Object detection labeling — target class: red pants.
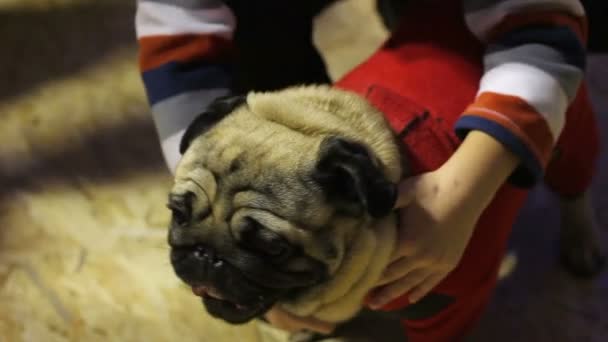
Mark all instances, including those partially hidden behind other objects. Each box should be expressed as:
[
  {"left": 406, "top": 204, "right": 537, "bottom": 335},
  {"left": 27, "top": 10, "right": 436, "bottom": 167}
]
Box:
[{"left": 335, "top": 1, "right": 600, "bottom": 340}]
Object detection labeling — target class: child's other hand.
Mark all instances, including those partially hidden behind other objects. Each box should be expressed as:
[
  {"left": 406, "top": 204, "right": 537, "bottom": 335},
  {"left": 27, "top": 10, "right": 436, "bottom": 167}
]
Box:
[{"left": 264, "top": 306, "right": 336, "bottom": 335}]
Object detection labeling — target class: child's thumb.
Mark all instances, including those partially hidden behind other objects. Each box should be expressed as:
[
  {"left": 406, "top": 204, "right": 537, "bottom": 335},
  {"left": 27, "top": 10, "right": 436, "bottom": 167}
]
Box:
[{"left": 394, "top": 176, "right": 420, "bottom": 208}]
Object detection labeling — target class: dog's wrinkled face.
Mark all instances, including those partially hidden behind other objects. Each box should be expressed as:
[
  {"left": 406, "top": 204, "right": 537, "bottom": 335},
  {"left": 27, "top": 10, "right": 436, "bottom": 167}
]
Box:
[{"left": 167, "top": 86, "right": 402, "bottom": 324}]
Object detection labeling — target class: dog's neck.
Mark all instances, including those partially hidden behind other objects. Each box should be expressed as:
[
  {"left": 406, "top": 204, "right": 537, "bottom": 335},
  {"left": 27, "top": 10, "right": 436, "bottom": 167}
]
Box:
[
  {"left": 244, "top": 86, "right": 406, "bottom": 323},
  {"left": 278, "top": 213, "right": 398, "bottom": 323}
]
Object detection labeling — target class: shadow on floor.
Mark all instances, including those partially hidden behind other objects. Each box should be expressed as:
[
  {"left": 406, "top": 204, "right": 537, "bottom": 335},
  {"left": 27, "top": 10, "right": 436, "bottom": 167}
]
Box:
[
  {"left": 0, "top": 114, "right": 166, "bottom": 192},
  {"left": 0, "top": 0, "right": 137, "bottom": 103}
]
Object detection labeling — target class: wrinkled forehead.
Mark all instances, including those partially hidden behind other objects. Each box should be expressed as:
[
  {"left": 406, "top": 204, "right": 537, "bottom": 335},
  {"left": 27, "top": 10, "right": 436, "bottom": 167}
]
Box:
[
  {"left": 229, "top": 169, "right": 334, "bottom": 230},
  {"left": 179, "top": 105, "right": 323, "bottom": 172},
  {"left": 175, "top": 112, "right": 333, "bottom": 228}
]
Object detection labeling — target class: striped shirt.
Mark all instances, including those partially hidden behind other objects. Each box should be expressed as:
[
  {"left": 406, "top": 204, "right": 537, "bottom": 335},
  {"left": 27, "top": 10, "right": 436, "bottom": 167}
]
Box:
[{"left": 136, "top": 0, "right": 588, "bottom": 185}]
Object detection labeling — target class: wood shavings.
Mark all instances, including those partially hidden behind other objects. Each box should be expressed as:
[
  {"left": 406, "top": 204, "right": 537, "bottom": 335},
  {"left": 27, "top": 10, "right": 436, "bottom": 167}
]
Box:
[
  {"left": 0, "top": 0, "right": 387, "bottom": 341},
  {"left": 73, "top": 247, "right": 87, "bottom": 273},
  {"left": 18, "top": 262, "right": 73, "bottom": 324}
]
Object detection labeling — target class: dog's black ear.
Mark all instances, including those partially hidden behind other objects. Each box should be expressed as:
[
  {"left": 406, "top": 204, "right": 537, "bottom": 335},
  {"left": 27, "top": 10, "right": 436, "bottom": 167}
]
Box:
[
  {"left": 179, "top": 95, "right": 247, "bottom": 154},
  {"left": 313, "top": 137, "right": 397, "bottom": 218}
]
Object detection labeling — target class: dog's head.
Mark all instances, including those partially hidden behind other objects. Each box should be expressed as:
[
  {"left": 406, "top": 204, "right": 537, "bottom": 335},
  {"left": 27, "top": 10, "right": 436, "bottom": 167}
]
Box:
[{"left": 167, "top": 86, "right": 402, "bottom": 324}]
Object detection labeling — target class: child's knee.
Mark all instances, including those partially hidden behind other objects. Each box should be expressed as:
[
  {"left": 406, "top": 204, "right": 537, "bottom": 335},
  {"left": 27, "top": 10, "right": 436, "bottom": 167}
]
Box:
[{"left": 544, "top": 83, "right": 600, "bottom": 197}]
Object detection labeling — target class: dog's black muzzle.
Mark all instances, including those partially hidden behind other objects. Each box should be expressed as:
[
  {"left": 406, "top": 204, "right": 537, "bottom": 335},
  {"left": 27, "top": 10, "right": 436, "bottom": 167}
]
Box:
[
  {"left": 170, "top": 244, "right": 280, "bottom": 323},
  {"left": 170, "top": 243, "right": 327, "bottom": 324}
]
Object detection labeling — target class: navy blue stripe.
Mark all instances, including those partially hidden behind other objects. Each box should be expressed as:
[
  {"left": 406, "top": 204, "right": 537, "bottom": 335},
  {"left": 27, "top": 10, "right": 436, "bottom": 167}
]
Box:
[
  {"left": 142, "top": 61, "right": 233, "bottom": 105},
  {"left": 491, "top": 26, "right": 586, "bottom": 70},
  {"left": 455, "top": 116, "right": 544, "bottom": 188}
]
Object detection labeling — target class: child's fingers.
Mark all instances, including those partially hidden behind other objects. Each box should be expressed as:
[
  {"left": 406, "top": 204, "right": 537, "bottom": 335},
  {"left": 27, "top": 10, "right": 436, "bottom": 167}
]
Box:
[
  {"left": 368, "top": 268, "right": 428, "bottom": 309},
  {"left": 408, "top": 272, "right": 444, "bottom": 303},
  {"left": 265, "top": 307, "right": 335, "bottom": 334},
  {"left": 377, "top": 256, "right": 419, "bottom": 285},
  {"left": 295, "top": 317, "right": 336, "bottom": 335}
]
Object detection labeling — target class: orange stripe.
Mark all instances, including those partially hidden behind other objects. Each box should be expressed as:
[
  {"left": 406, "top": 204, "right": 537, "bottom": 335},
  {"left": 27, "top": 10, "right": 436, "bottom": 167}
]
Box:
[
  {"left": 464, "top": 92, "right": 555, "bottom": 166},
  {"left": 487, "top": 11, "right": 588, "bottom": 44},
  {"left": 139, "top": 34, "right": 235, "bottom": 72}
]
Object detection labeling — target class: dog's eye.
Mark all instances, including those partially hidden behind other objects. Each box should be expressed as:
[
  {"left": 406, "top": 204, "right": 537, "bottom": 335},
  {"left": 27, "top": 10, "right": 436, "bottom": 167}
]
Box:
[
  {"left": 240, "top": 218, "right": 291, "bottom": 259},
  {"left": 170, "top": 208, "right": 188, "bottom": 226},
  {"left": 167, "top": 192, "right": 194, "bottom": 227}
]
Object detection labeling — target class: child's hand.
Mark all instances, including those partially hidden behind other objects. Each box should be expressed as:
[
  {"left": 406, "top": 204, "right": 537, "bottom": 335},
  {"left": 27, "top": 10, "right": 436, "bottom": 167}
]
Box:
[
  {"left": 367, "top": 131, "right": 520, "bottom": 309},
  {"left": 264, "top": 306, "right": 336, "bottom": 334},
  {"left": 366, "top": 168, "right": 481, "bottom": 308}
]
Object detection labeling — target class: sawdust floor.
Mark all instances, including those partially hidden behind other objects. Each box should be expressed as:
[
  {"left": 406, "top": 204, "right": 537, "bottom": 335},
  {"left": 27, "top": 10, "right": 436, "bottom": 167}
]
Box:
[{"left": 0, "top": 1, "right": 606, "bottom": 341}]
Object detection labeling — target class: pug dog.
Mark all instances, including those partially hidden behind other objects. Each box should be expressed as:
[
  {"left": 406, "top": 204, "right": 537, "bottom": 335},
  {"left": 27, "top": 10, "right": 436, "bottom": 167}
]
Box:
[
  {"left": 162, "top": 0, "right": 607, "bottom": 337},
  {"left": 167, "top": 77, "right": 606, "bottom": 342},
  {"left": 167, "top": 86, "right": 404, "bottom": 326}
]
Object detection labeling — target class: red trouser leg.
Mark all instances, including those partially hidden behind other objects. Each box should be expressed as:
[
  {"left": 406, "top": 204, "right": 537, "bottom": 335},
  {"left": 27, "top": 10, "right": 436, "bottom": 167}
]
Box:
[
  {"left": 340, "top": 0, "right": 598, "bottom": 338},
  {"left": 544, "top": 83, "right": 600, "bottom": 197},
  {"left": 395, "top": 84, "right": 600, "bottom": 341}
]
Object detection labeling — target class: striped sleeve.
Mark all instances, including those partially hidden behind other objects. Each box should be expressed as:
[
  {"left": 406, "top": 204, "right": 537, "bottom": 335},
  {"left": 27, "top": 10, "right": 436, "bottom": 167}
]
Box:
[
  {"left": 457, "top": 0, "right": 588, "bottom": 187},
  {"left": 136, "top": 0, "right": 236, "bottom": 172}
]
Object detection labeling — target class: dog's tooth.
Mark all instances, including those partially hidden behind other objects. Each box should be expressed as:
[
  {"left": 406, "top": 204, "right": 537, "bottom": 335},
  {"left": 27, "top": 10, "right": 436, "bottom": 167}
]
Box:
[{"left": 206, "top": 287, "right": 225, "bottom": 300}]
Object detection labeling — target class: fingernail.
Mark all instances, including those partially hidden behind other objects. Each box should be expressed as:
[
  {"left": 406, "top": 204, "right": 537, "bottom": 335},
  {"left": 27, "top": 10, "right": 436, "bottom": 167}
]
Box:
[
  {"left": 410, "top": 294, "right": 422, "bottom": 304},
  {"left": 367, "top": 298, "right": 384, "bottom": 310}
]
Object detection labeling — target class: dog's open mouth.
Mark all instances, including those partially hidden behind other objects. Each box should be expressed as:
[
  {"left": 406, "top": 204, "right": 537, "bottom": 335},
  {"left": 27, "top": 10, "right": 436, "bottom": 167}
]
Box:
[
  {"left": 192, "top": 285, "right": 262, "bottom": 313},
  {"left": 192, "top": 285, "right": 224, "bottom": 300}
]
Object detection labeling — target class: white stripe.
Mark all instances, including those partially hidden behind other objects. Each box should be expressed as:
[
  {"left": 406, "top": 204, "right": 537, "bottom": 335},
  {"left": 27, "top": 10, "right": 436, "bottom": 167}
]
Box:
[
  {"left": 162, "top": 128, "right": 187, "bottom": 174},
  {"left": 136, "top": 1, "right": 236, "bottom": 39},
  {"left": 477, "top": 62, "right": 568, "bottom": 138},
  {"left": 152, "top": 88, "right": 230, "bottom": 137},
  {"left": 152, "top": 89, "right": 230, "bottom": 173},
  {"left": 465, "top": 0, "right": 585, "bottom": 40}
]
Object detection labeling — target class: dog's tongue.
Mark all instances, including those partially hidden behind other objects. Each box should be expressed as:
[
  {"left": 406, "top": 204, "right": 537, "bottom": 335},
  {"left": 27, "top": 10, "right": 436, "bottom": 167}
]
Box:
[
  {"left": 192, "top": 285, "right": 225, "bottom": 300},
  {"left": 192, "top": 286, "right": 250, "bottom": 310}
]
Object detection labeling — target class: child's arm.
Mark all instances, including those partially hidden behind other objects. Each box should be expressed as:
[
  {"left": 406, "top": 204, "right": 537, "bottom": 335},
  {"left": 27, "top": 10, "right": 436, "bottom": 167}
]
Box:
[
  {"left": 457, "top": 0, "right": 587, "bottom": 187},
  {"left": 368, "top": 0, "right": 589, "bottom": 308},
  {"left": 136, "top": 0, "right": 236, "bottom": 172}
]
